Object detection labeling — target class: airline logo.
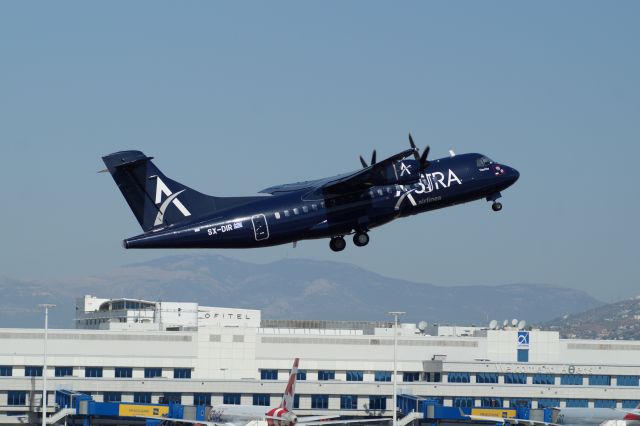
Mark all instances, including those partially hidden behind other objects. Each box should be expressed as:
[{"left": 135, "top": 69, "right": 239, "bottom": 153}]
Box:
[
  {"left": 152, "top": 176, "right": 191, "bottom": 226},
  {"left": 280, "top": 358, "right": 299, "bottom": 411}
]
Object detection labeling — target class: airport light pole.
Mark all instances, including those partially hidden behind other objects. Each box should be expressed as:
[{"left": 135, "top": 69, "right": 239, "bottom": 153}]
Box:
[
  {"left": 38, "top": 304, "right": 55, "bottom": 426},
  {"left": 388, "top": 311, "right": 405, "bottom": 426}
]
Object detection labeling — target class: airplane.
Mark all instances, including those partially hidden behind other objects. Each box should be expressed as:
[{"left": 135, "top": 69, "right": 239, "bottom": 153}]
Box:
[
  {"left": 462, "top": 404, "right": 640, "bottom": 426},
  {"left": 101, "top": 135, "right": 519, "bottom": 252},
  {"left": 140, "top": 358, "right": 390, "bottom": 426}
]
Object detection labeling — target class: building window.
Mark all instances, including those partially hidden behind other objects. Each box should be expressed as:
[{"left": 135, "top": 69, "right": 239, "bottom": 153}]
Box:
[
  {"left": 424, "top": 372, "right": 442, "bottom": 382},
  {"left": 618, "top": 376, "right": 639, "bottom": 386},
  {"left": 517, "top": 349, "right": 529, "bottom": 362},
  {"left": 253, "top": 394, "right": 270, "bottom": 406},
  {"left": 296, "top": 370, "right": 307, "bottom": 380},
  {"left": 481, "top": 397, "right": 503, "bottom": 408},
  {"left": 54, "top": 367, "right": 73, "bottom": 377},
  {"left": 622, "top": 400, "right": 640, "bottom": 409},
  {"left": 341, "top": 395, "right": 358, "bottom": 410},
  {"left": 594, "top": 400, "right": 616, "bottom": 408},
  {"left": 115, "top": 368, "right": 132, "bottom": 378},
  {"left": 144, "top": 368, "right": 162, "bottom": 378},
  {"left": 25, "top": 366, "right": 43, "bottom": 377},
  {"left": 293, "top": 395, "right": 300, "bottom": 409},
  {"left": 589, "top": 375, "right": 612, "bottom": 386},
  {"left": 510, "top": 398, "right": 532, "bottom": 408},
  {"left": 476, "top": 373, "right": 498, "bottom": 384},
  {"left": 85, "top": 367, "right": 103, "bottom": 378},
  {"left": 162, "top": 393, "right": 181, "bottom": 404},
  {"left": 346, "top": 371, "right": 363, "bottom": 381},
  {"left": 0, "top": 366, "right": 12, "bottom": 376},
  {"left": 311, "top": 395, "right": 329, "bottom": 409},
  {"left": 318, "top": 370, "right": 335, "bottom": 381},
  {"left": 453, "top": 397, "right": 474, "bottom": 408},
  {"left": 448, "top": 372, "right": 470, "bottom": 383},
  {"left": 538, "top": 399, "right": 560, "bottom": 408},
  {"left": 375, "top": 371, "right": 391, "bottom": 382},
  {"left": 8, "top": 391, "right": 27, "bottom": 406},
  {"left": 194, "top": 393, "right": 211, "bottom": 406},
  {"left": 174, "top": 368, "right": 191, "bottom": 379},
  {"left": 223, "top": 393, "right": 241, "bottom": 405},
  {"left": 565, "top": 399, "right": 589, "bottom": 408},
  {"left": 560, "top": 374, "right": 583, "bottom": 385},
  {"left": 403, "top": 372, "right": 421, "bottom": 382},
  {"left": 369, "top": 396, "right": 387, "bottom": 410},
  {"left": 532, "top": 374, "right": 554, "bottom": 385},
  {"left": 504, "top": 373, "right": 527, "bottom": 384},
  {"left": 233, "top": 335, "right": 244, "bottom": 343},
  {"left": 261, "top": 369, "right": 278, "bottom": 380},
  {"left": 134, "top": 393, "right": 151, "bottom": 404},
  {"left": 104, "top": 392, "right": 121, "bottom": 402}
]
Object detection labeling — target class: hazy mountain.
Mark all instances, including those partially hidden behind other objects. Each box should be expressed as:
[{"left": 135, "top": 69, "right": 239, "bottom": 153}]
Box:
[
  {"left": 543, "top": 296, "right": 640, "bottom": 340},
  {"left": 0, "top": 254, "right": 602, "bottom": 329}
]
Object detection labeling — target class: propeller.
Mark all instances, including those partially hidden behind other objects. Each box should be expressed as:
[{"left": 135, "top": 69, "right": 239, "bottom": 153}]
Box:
[
  {"left": 359, "top": 149, "right": 377, "bottom": 168},
  {"left": 408, "top": 133, "right": 430, "bottom": 170}
]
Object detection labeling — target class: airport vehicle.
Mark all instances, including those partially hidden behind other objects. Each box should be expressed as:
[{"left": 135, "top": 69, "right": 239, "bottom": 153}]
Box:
[
  {"left": 102, "top": 135, "right": 519, "bottom": 251},
  {"left": 142, "top": 358, "right": 388, "bottom": 426}
]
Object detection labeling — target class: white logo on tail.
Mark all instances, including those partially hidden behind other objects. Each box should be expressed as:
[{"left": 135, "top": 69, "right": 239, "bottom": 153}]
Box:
[{"left": 152, "top": 176, "right": 191, "bottom": 226}]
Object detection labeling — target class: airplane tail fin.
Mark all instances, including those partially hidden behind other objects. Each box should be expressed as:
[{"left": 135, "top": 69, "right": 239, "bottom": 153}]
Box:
[
  {"left": 102, "top": 150, "right": 225, "bottom": 232},
  {"left": 279, "top": 358, "right": 299, "bottom": 411}
]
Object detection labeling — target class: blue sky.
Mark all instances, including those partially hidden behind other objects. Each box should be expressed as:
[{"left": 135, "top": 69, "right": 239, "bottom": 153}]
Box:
[{"left": 1, "top": 2, "right": 638, "bottom": 301}]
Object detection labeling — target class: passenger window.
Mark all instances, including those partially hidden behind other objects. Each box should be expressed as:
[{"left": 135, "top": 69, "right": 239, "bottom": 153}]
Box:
[
  {"left": 293, "top": 208, "right": 299, "bottom": 215},
  {"left": 284, "top": 210, "right": 290, "bottom": 217},
  {"left": 377, "top": 189, "right": 383, "bottom": 196},
  {"left": 320, "top": 201, "right": 325, "bottom": 208},
  {"left": 302, "top": 206, "right": 309, "bottom": 213},
  {"left": 311, "top": 204, "right": 318, "bottom": 211},
  {"left": 275, "top": 212, "right": 281, "bottom": 219}
]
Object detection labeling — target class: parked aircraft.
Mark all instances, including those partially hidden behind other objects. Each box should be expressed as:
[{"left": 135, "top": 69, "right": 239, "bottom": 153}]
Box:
[
  {"left": 102, "top": 135, "right": 519, "bottom": 251},
  {"left": 463, "top": 404, "right": 640, "bottom": 426},
  {"left": 141, "top": 358, "right": 389, "bottom": 426}
]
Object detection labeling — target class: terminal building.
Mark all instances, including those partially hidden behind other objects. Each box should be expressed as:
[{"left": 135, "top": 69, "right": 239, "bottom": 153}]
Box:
[{"left": 1, "top": 295, "right": 640, "bottom": 419}]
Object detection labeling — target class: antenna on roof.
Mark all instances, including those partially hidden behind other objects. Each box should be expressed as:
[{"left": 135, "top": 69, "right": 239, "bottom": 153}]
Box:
[
  {"left": 511, "top": 319, "right": 518, "bottom": 327},
  {"left": 518, "top": 320, "right": 527, "bottom": 330},
  {"left": 488, "top": 320, "right": 498, "bottom": 330}
]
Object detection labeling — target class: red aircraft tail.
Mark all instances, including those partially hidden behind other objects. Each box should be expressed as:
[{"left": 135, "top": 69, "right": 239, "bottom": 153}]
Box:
[{"left": 279, "top": 358, "right": 299, "bottom": 410}]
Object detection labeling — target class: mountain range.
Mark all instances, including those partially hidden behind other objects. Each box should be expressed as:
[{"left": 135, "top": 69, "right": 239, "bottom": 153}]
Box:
[{"left": 0, "top": 254, "right": 603, "bottom": 329}]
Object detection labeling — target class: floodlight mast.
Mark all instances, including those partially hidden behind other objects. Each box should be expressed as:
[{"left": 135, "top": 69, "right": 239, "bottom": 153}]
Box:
[
  {"left": 388, "top": 311, "right": 406, "bottom": 426},
  {"left": 38, "top": 304, "right": 55, "bottom": 426}
]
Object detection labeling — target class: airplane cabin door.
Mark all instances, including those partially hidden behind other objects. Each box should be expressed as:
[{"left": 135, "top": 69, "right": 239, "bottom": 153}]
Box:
[{"left": 251, "top": 214, "right": 270, "bottom": 241}]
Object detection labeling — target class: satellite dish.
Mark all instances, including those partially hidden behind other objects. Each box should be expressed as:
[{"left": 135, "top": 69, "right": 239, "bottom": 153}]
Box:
[
  {"left": 518, "top": 320, "right": 527, "bottom": 330},
  {"left": 511, "top": 319, "right": 518, "bottom": 327},
  {"left": 503, "top": 320, "right": 509, "bottom": 327},
  {"left": 489, "top": 320, "right": 498, "bottom": 330},
  {"left": 418, "top": 321, "right": 428, "bottom": 331}
]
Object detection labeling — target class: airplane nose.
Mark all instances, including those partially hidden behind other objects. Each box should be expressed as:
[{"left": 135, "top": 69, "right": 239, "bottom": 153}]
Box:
[{"left": 510, "top": 167, "right": 520, "bottom": 184}]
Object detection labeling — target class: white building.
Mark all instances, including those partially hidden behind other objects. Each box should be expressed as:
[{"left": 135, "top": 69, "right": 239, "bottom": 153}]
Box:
[{"left": 1, "top": 295, "right": 639, "bottom": 419}]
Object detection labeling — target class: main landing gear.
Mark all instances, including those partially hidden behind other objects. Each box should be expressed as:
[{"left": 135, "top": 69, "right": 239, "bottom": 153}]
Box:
[{"left": 329, "top": 231, "right": 370, "bottom": 251}]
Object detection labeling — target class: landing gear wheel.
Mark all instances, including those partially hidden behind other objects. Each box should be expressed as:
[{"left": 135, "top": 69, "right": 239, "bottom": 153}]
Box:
[
  {"left": 492, "top": 202, "right": 503, "bottom": 212},
  {"left": 329, "top": 236, "right": 346, "bottom": 252},
  {"left": 353, "top": 232, "right": 370, "bottom": 247}
]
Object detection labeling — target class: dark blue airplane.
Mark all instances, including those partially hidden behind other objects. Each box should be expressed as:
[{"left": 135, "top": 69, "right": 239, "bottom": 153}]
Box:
[{"left": 102, "top": 135, "right": 519, "bottom": 252}]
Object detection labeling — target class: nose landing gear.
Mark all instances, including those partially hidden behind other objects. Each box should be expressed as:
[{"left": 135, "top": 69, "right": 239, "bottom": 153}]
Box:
[{"left": 492, "top": 202, "right": 503, "bottom": 212}]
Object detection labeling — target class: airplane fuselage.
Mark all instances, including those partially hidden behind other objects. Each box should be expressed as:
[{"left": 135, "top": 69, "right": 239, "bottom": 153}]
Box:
[{"left": 121, "top": 153, "right": 519, "bottom": 250}]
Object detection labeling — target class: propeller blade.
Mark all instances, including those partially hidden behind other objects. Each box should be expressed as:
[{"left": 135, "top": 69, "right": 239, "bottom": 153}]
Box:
[
  {"left": 419, "top": 145, "right": 431, "bottom": 169},
  {"left": 359, "top": 156, "right": 368, "bottom": 168},
  {"left": 371, "top": 150, "right": 377, "bottom": 166},
  {"left": 409, "top": 133, "right": 420, "bottom": 161}
]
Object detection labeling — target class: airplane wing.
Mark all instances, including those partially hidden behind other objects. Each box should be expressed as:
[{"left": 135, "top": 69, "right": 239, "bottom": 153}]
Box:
[
  {"left": 320, "top": 148, "right": 416, "bottom": 195},
  {"left": 259, "top": 148, "right": 416, "bottom": 196},
  {"left": 135, "top": 415, "right": 223, "bottom": 425},
  {"left": 463, "top": 413, "right": 559, "bottom": 426},
  {"left": 300, "top": 418, "right": 391, "bottom": 426}
]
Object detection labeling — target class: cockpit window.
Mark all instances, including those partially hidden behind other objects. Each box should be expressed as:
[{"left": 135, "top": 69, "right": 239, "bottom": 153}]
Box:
[{"left": 477, "top": 156, "right": 494, "bottom": 168}]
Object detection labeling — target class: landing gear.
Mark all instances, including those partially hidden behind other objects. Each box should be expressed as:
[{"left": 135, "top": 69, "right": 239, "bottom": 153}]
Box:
[
  {"left": 329, "top": 236, "right": 346, "bottom": 252},
  {"left": 487, "top": 192, "right": 503, "bottom": 212},
  {"left": 353, "top": 232, "right": 370, "bottom": 247}
]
